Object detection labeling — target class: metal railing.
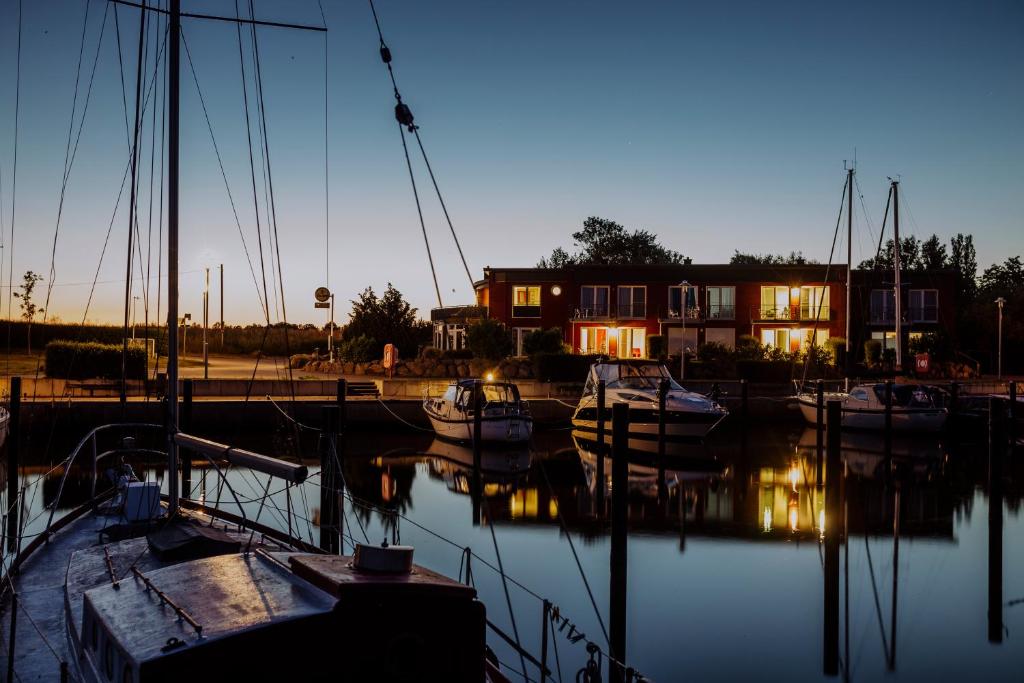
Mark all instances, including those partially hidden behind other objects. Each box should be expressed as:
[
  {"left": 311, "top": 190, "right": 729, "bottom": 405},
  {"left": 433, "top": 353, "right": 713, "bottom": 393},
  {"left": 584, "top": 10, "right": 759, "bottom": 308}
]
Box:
[
  {"left": 753, "top": 305, "right": 832, "bottom": 321},
  {"left": 574, "top": 305, "right": 610, "bottom": 320},
  {"left": 868, "top": 306, "right": 939, "bottom": 324}
]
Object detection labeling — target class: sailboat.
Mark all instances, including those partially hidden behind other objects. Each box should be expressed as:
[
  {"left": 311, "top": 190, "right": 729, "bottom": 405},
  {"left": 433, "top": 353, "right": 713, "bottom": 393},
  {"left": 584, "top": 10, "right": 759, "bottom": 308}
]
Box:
[{"left": 0, "top": 4, "right": 529, "bottom": 681}]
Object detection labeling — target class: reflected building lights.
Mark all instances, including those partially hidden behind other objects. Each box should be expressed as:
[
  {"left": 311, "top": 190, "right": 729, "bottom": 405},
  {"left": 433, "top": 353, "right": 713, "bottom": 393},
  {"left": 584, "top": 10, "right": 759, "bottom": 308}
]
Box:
[{"left": 763, "top": 506, "right": 772, "bottom": 533}]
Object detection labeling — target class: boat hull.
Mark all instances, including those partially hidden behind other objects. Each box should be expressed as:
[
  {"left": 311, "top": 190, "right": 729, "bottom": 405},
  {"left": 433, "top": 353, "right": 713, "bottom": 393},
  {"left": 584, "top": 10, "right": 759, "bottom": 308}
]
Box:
[
  {"left": 425, "top": 412, "right": 533, "bottom": 444},
  {"left": 797, "top": 397, "right": 947, "bottom": 433},
  {"left": 571, "top": 406, "right": 726, "bottom": 442}
]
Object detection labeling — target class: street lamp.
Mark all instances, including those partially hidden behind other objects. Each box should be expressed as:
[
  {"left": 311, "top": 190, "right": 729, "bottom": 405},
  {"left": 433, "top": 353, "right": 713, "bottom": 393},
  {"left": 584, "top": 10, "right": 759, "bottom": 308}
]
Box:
[
  {"left": 996, "top": 297, "right": 1006, "bottom": 379},
  {"left": 679, "top": 280, "right": 690, "bottom": 381}
]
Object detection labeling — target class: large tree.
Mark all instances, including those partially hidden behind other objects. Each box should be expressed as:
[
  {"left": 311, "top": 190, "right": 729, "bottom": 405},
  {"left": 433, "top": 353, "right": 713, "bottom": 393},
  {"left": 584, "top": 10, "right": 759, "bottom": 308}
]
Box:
[
  {"left": 342, "top": 283, "right": 431, "bottom": 359},
  {"left": 537, "top": 217, "right": 688, "bottom": 267}
]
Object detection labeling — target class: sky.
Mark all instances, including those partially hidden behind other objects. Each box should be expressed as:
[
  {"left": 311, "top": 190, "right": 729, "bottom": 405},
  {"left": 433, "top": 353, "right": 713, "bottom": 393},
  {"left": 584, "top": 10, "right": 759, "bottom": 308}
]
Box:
[{"left": 0, "top": 0, "right": 1021, "bottom": 326}]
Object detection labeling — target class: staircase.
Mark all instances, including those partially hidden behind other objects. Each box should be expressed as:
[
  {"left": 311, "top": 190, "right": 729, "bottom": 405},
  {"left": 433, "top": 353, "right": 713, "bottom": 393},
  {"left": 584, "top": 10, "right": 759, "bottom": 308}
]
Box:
[{"left": 345, "top": 381, "right": 380, "bottom": 398}]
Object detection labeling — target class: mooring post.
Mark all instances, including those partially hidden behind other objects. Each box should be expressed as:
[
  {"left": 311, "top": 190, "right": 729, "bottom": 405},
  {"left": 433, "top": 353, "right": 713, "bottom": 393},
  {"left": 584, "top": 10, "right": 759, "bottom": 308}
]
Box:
[
  {"left": 320, "top": 405, "right": 340, "bottom": 553},
  {"left": 472, "top": 381, "right": 483, "bottom": 526},
  {"left": 948, "top": 381, "right": 959, "bottom": 422},
  {"left": 610, "top": 402, "right": 629, "bottom": 683},
  {"left": 60, "top": 661, "right": 69, "bottom": 683},
  {"left": 540, "top": 600, "right": 551, "bottom": 683},
  {"left": 1008, "top": 381, "right": 1017, "bottom": 448},
  {"left": 823, "top": 399, "right": 841, "bottom": 677},
  {"left": 657, "top": 379, "right": 668, "bottom": 506},
  {"left": 988, "top": 396, "right": 1004, "bottom": 643},
  {"left": 816, "top": 379, "right": 824, "bottom": 482},
  {"left": 6, "top": 376, "right": 21, "bottom": 554},
  {"left": 741, "top": 379, "right": 749, "bottom": 420},
  {"left": 337, "top": 378, "right": 347, "bottom": 434},
  {"left": 181, "top": 379, "right": 193, "bottom": 499},
  {"left": 884, "top": 380, "right": 893, "bottom": 469},
  {"left": 596, "top": 379, "right": 606, "bottom": 518}
]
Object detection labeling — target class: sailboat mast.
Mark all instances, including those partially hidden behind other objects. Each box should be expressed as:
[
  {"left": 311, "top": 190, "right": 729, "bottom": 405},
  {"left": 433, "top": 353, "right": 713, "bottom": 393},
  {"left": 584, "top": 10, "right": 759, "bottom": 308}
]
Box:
[
  {"left": 892, "top": 180, "right": 901, "bottom": 370},
  {"left": 845, "top": 167, "right": 853, "bottom": 379},
  {"left": 166, "top": 0, "right": 180, "bottom": 513}
]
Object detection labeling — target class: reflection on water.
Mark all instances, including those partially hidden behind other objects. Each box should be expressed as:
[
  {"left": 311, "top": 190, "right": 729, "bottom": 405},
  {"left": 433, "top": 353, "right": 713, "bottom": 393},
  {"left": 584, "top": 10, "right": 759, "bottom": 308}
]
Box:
[{"left": 4, "top": 423, "right": 1022, "bottom": 681}]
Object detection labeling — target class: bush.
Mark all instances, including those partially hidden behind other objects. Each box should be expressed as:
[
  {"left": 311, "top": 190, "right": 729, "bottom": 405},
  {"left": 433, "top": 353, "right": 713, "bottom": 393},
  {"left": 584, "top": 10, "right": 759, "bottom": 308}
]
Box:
[
  {"left": 646, "top": 334, "right": 667, "bottom": 360},
  {"left": 45, "top": 341, "right": 146, "bottom": 380},
  {"left": 908, "top": 332, "right": 953, "bottom": 363},
  {"left": 735, "top": 359, "right": 796, "bottom": 382},
  {"left": 441, "top": 348, "right": 474, "bottom": 360},
  {"left": 735, "top": 335, "right": 764, "bottom": 361},
  {"left": 863, "top": 339, "right": 882, "bottom": 366},
  {"left": 419, "top": 346, "right": 442, "bottom": 360},
  {"left": 337, "top": 335, "right": 376, "bottom": 363},
  {"left": 696, "top": 342, "right": 730, "bottom": 363},
  {"left": 824, "top": 337, "right": 846, "bottom": 366},
  {"left": 465, "top": 319, "right": 514, "bottom": 360},
  {"left": 533, "top": 353, "right": 600, "bottom": 382},
  {"left": 522, "top": 328, "right": 565, "bottom": 356}
]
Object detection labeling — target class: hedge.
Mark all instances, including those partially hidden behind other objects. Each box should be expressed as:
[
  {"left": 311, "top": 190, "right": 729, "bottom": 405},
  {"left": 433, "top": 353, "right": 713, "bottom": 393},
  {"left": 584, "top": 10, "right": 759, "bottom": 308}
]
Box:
[
  {"left": 532, "top": 353, "right": 601, "bottom": 383},
  {"left": 45, "top": 341, "right": 147, "bottom": 380}
]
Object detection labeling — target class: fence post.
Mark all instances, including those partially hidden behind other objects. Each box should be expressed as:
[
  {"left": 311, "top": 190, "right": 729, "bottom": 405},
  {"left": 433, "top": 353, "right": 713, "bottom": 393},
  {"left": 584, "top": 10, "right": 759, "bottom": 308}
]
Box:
[
  {"left": 6, "top": 376, "right": 21, "bottom": 554},
  {"left": 610, "top": 402, "right": 629, "bottom": 683}
]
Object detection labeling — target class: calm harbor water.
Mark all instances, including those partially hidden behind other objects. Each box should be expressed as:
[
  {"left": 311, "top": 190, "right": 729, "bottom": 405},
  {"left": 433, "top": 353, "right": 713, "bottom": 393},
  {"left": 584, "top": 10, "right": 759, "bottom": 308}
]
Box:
[{"left": 5, "top": 420, "right": 1022, "bottom": 682}]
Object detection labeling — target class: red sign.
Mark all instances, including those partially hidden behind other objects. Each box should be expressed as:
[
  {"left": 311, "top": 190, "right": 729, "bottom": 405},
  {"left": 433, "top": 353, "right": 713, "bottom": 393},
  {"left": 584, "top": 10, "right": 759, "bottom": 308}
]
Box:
[
  {"left": 914, "top": 353, "right": 930, "bottom": 375},
  {"left": 383, "top": 344, "right": 397, "bottom": 370}
]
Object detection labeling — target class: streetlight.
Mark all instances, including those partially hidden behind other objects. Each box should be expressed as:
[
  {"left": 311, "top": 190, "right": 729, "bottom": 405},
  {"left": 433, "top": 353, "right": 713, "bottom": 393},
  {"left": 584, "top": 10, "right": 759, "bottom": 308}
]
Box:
[
  {"left": 203, "top": 268, "right": 210, "bottom": 379},
  {"left": 679, "top": 280, "right": 690, "bottom": 381},
  {"left": 996, "top": 297, "right": 1005, "bottom": 379}
]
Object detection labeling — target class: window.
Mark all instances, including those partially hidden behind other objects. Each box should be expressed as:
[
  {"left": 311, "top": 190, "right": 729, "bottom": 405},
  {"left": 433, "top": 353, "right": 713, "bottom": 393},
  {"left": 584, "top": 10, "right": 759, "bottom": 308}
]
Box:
[
  {"left": 617, "top": 286, "right": 646, "bottom": 318},
  {"left": 513, "top": 327, "right": 541, "bottom": 356},
  {"left": 616, "top": 328, "right": 646, "bottom": 358},
  {"left": 761, "top": 328, "right": 791, "bottom": 350},
  {"left": 909, "top": 289, "right": 938, "bottom": 322},
  {"left": 871, "top": 330, "right": 897, "bottom": 351},
  {"left": 850, "top": 388, "right": 869, "bottom": 401},
  {"left": 579, "top": 286, "right": 610, "bottom": 318},
  {"left": 870, "top": 289, "right": 896, "bottom": 323},
  {"left": 579, "top": 327, "right": 610, "bottom": 354},
  {"left": 512, "top": 286, "right": 541, "bottom": 317},
  {"left": 760, "top": 286, "right": 790, "bottom": 319},
  {"left": 706, "top": 286, "right": 735, "bottom": 320},
  {"left": 668, "top": 285, "right": 699, "bottom": 319},
  {"left": 799, "top": 286, "right": 830, "bottom": 320}
]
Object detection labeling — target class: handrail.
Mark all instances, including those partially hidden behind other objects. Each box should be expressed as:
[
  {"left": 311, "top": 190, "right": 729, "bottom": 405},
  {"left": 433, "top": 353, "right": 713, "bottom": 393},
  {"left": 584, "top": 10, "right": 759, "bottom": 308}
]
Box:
[{"left": 45, "top": 423, "right": 164, "bottom": 532}]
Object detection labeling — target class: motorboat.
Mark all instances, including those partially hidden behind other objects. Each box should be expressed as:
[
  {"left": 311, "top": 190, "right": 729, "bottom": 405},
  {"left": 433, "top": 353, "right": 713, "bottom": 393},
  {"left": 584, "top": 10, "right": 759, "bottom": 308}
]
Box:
[
  {"left": 796, "top": 383, "right": 947, "bottom": 433},
  {"left": 571, "top": 360, "right": 727, "bottom": 443},
  {"left": 423, "top": 379, "right": 533, "bottom": 444}
]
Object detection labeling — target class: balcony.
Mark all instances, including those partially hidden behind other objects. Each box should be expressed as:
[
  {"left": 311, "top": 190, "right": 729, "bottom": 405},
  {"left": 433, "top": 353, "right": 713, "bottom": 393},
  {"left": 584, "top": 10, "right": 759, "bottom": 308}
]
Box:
[
  {"left": 661, "top": 306, "right": 704, "bottom": 323},
  {"left": 574, "top": 305, "right": 611, "bottom": 320},
  {"left": 869, "top": 306, "right": 939, "bottom": 324},
  {"left": 706, "top": 304, "right": 736, "bottom": 321},
  {"left": 431, "top": 305, "right": 487, "bottom": 323}
]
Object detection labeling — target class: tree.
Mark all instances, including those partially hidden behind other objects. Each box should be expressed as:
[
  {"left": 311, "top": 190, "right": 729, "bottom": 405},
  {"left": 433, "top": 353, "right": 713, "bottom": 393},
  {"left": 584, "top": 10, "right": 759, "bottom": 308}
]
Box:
[
  {"left": 465, "top": 318, "right": 513, "bottom": 360},
  {"left": 859, "top": 236, "right": 923, "bottom": 271},
  {"left": 13, "top": 270, "right": 44, "bottom": 354},
  {"left": 730, "top": 250, "right": 818, "bottom": 265},
  {"left": 537, "top": 216, "right": 689, "bottom": 267},
  {"left": 919, "top": 234, "right": 949, "bottom": 271},
  {"left": 949, "top": 233, "right": 977, "bottom": 299},
  {"left": 342, "top": 283, "right": 430, "bottom": 359},
  {"left": 978, "top": 256, "right": 1023, "bottom": 298}
]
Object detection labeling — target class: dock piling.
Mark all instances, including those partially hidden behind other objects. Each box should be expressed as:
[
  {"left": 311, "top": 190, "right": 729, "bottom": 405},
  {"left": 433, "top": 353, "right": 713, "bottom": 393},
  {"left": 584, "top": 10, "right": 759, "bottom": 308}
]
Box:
[
  {"left": 596, "top": 380, "right": 606, "bottom": 518},
  {"left": 319, "top": 405, "right": 341, "bottom": 553},
  {"left": 6, "top": 376, "right": 21, "bottom": 554},
  {"left": 823, "top": 399, "right": 841, "bottom": 676},
  {"left": 988, "top": 397, "right": 1004, "bottom": 643},
  {"left": 1008, "top": 381, "right": 1017, "bottom": 448},
  {"left": 816, "top": 380, "right": 824, "bottom": 482},
  {"left": 740, "top": 379, "right": 748, "bottom": 420},
  {"left": 472, "top": 381, "right": 482, "bottom": 526},
  {"left": 337, "top": 378, "right": 347, "bottom": 433},
  {"left": 884, "top": 380, "right": 893, "bottom": 469},
  {"left": 610, "top": 402, "right": 629, "bottom": 683}
]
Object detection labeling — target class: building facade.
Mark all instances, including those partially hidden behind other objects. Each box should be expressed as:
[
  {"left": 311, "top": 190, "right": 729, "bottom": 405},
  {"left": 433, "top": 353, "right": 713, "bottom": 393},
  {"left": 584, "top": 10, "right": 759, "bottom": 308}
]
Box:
[{"left": 434, "top": 264, "right": 956, "bottom": 360}]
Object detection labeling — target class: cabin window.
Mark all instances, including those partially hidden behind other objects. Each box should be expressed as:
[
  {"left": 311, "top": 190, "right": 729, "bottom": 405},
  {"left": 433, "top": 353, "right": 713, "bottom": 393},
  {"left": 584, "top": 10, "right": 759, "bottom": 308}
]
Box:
[
  {"left": 512, "top": 286, "right": 541, "bottom": 317},
  {"left": 850, "top": 389, "right": 868, "bottom": 401},
  {"left": 442, "top": 385, "right": 457, "bottom": 402}
]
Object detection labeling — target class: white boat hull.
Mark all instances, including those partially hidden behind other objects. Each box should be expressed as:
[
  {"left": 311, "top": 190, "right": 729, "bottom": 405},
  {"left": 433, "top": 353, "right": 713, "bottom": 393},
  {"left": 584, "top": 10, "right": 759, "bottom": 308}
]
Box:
[
  {"left": 425, "top": 412, "right": 533, "bottom": 443},
  {"left": 797, "top": 397, "right": 947, "bottom": 433}
]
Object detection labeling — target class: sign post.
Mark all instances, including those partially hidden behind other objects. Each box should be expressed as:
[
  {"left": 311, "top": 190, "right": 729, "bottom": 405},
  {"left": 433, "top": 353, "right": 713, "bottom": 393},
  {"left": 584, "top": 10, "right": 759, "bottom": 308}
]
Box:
[{"left": 314, "top": 287, "right": 333, "bottom": 361}]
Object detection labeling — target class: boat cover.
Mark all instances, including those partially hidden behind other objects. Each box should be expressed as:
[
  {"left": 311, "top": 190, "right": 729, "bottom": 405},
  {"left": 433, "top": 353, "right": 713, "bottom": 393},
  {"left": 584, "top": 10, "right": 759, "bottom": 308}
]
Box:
[{"left": 147, "top": 521, "right": 241, "bottom": 561}]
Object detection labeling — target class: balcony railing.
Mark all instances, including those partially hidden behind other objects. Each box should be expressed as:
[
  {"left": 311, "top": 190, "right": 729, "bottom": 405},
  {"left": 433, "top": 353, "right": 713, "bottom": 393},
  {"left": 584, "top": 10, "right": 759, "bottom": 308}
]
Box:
[
  {"left": 869, "top": 306, "right": 939, "bottom": 324},
  {"left": 512, "top": 305, "right": 542, "bottom": 318},
  {"left": 753, "top": 305, "right": 832, "bottom": 321},
  {"left": 430, "top": 305, "right": 487, "bottom": 322},
  {"left": 662, "top": 306, "right": 704, "bottom": 322},
  {"left": 575, "top": 305, "right": 611, "bottom": 320},
  {"left": 706, "top": 304, "right": 736, "bottom": 321}
]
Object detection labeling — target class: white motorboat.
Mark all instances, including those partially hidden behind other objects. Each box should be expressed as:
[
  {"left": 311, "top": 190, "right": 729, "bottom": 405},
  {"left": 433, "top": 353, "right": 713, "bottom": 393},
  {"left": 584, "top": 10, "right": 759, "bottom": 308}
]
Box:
[
  {"left": 423, "top": 379, "right": 533, "bottom": 444},
  {"left": 571, "top": 360, "right": 728, "bottom": 443},
  {"left": 796, "top": 382, "right": 947, "bottom": 433}
]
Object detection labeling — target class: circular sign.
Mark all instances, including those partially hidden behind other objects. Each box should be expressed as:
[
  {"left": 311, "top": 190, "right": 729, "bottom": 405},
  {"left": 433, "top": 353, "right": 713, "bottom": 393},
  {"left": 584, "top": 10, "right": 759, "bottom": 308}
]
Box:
[{"left": 314, "top": 286, "right": 331, "bottom": 303}]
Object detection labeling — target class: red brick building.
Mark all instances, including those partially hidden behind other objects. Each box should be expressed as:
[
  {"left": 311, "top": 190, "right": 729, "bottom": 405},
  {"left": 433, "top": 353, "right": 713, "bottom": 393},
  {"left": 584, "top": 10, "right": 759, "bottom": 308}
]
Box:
[{"left": 432, "top": 264, "right": 957, "bottom": 361}]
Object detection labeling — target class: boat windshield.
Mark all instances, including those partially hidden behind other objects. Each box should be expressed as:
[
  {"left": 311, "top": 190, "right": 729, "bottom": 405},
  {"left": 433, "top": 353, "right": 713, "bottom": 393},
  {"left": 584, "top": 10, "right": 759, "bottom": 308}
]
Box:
[
  {"left": 871, "top": 384, "right": 938, "bottom": 408},
  {"left": 595, "top": 363, "right": 682, "bottom": 391},
  {"left": 482, "top": 383, "right": 520, "bottom": 403}
]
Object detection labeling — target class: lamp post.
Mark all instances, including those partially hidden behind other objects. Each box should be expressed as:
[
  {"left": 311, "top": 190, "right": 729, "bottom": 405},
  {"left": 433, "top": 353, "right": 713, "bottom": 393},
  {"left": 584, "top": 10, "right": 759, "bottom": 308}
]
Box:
[
  {"left": 203, "top": 268, "right": 210, "bottom": 379},
  {"left": 679, "top": 280, "right": 690, "bottom": 381},
  {"left": 182, "top": 313, "right": 191, "bottom": 361},
  {"left": 996, "top": 297, "right": 1005, "bottom": 379}
]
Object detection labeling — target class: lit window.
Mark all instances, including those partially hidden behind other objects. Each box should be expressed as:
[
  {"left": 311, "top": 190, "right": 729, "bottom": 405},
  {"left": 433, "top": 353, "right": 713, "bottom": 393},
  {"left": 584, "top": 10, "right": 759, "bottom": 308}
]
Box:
[
  {"left": 799, "top": 286, "right": 830, "bottom": 320},
  {"left": 512, "top": 286, "right": 541, "bottom": 317}
]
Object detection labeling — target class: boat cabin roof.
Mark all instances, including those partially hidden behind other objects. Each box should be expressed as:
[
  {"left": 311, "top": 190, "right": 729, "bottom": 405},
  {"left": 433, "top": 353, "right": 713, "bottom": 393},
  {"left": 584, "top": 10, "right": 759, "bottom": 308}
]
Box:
[
  {"left": 455, "top": 378, "right": 518, "bottom": 389},
  {"left": 82, "top": 552, "right": 336, "bottom": 667}
]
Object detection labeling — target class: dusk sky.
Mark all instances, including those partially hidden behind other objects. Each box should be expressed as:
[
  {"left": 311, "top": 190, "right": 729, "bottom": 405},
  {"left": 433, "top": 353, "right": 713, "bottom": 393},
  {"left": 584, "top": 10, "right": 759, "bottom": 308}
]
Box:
[{"left": 0, "top": 0, "right": 1021, "bottom": 326}]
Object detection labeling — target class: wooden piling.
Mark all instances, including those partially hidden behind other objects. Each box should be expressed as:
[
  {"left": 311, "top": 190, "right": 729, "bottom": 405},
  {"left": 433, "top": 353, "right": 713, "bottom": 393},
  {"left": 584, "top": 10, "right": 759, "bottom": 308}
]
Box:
[
  {"left": 816, "top": 380, "right": 824, "bottom": 482},
  {"left": 741, "top": 379, "right": 748, "bottom": 420},
  {"left": 1008, "top": 381, "right": 1017, "bottom": 448},
  {"left": 610, "top": 402, "right": 629, "bottom": 683},
  {"left": 988, "top": 396, "right": 1004, "bottom": 643},
  {"left": 320, "top": 405, "right": 341, "bottom": 553},
  {"left": 472, "top": 381, "right": 483, "bottom": 526},
  {"left": 337, "top": 378, "right": 347, "bottom": 433},
  {"left": 823, "top": 399, "right": 841, "bottom": 677},
  {"left": 884, "top": 380, "right": 893, "bottom": 468},
  {"left": 596, "top": 380, "right": 606, "bottom": 518},
  {"left": 181, "top": 379, "right": 193, "bottom": 498},
  {"left": 6, "top": 377, "right": 20, "bottom": 554}
]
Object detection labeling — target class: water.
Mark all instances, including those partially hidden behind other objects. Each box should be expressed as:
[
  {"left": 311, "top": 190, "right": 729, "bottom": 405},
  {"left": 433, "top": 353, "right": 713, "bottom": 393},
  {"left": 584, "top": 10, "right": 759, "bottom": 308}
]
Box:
[{"left": 5, "top": 421, "right": 1022, "bottom": 682}]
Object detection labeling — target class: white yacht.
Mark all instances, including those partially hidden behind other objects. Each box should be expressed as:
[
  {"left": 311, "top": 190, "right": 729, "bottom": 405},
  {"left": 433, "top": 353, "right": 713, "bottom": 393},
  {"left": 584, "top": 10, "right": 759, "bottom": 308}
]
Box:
[
  {"left": 796, "top": 382, "right": 947, "bottom": 432},
  {"left": 423, "top": 379, "right": 533, "bottom": 444},
  {"left": 571, "top": 360, "right": 728, "bottom": 443}
]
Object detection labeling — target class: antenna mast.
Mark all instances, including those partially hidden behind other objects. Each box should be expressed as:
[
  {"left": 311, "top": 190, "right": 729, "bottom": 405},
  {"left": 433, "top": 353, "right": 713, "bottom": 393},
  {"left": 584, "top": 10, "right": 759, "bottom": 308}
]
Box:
[
  {"left": 166, "top": 0, "right": 180, "bottom": 513},
  {"left": 891, "top": 179, "right": 902, "bottom": 371},
  {"left": 845, "top": 165, "right": 853, "bottom": 380}
]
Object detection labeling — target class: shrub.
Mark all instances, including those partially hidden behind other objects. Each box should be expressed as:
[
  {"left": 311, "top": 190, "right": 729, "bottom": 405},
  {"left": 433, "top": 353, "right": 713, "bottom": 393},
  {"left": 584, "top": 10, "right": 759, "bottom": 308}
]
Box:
[
  {"left": 337, "top": 335, "right": 376, "bottom": 363},
  {"left": 441, "top": 348, "right": 474, "bottom": 360},
  {"left": 908, "top": 332, "right": 953, "bottom": 363},
  {"left": 522, "top": 327, "right": 565, "bottom": 356},
  {"left": 696, "top": 342, "right": 730, "bottom": 362},
  {"left": 465, "top": 319, "right": 514, "bottom": 360},
  {"left": 824, "top": 337, "right": 846, "bottom": 366},
  {"left": 646, "top": 334, "right": 667, "bottom": 360},
  {"left": 419, "top": 346, "right": 442, "bottom": 360},
  {"left": 863, "top": 339, "right": 882, "bottom": 366},
  {"left": 533, "top": 353, "right": 600, "bottom": 382},
  {"left": 45, "top": 340, "right": 146, "bottom": 380},
  {"left": 735, "top": 335, "right": 764, "bottom": 360}
]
